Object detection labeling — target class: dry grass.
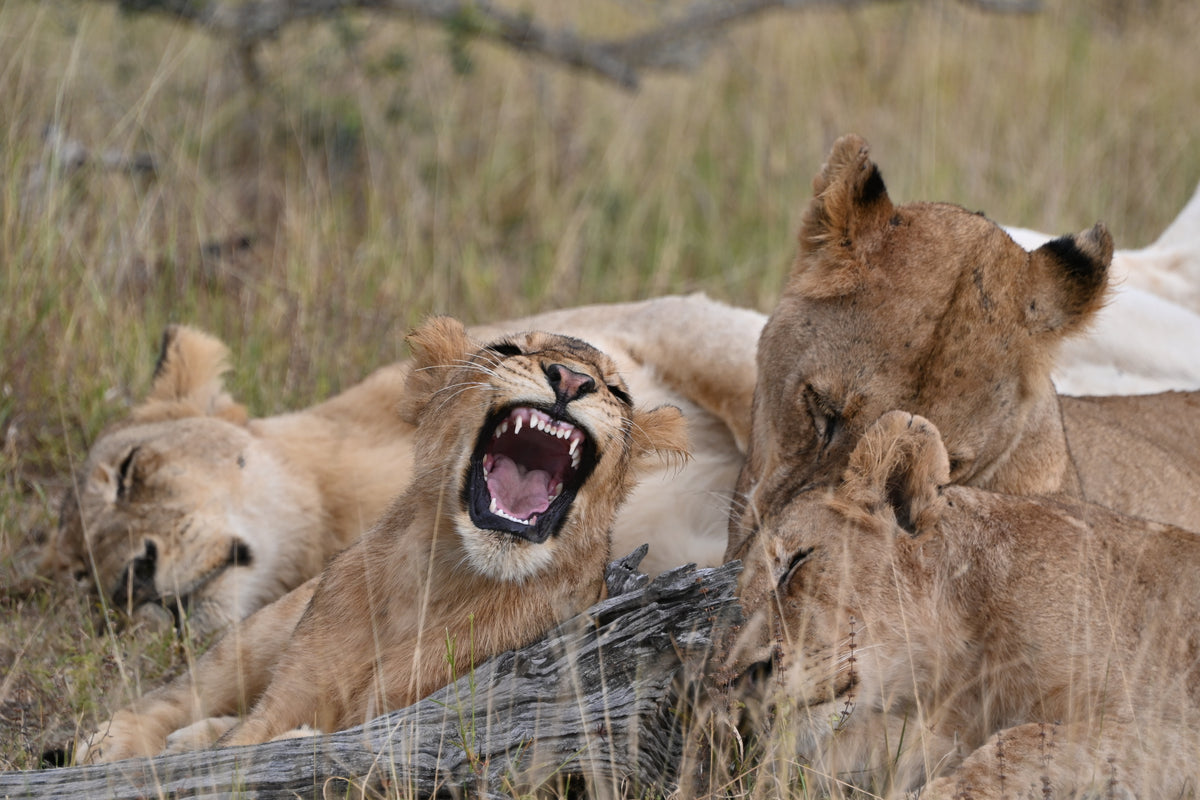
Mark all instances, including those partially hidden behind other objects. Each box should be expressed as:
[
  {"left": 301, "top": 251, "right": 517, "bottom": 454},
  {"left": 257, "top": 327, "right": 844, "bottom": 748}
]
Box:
[{"left": 1, "top": 0, "right": 1198, "bottom": 781}]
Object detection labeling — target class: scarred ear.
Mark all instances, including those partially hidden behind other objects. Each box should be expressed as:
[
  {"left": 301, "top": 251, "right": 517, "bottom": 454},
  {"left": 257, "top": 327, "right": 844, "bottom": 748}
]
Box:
[
  {"left": 132, "top": 325, "right": 247, "bottom": 424},
  {"left": 1026, "top": 224, "right": 1112, "bottom": 335},
  {"left": 838, "top": 411, "right": 949, "bottom": 535},
  {"left": 399, "top": 316, "right": 475, "bottom": 425},
  {"left": 792, "top": 134, "right": 896, "bottom": 299},
  {"left": 630, "top": 404, "right": 689, "bottom": 465}
]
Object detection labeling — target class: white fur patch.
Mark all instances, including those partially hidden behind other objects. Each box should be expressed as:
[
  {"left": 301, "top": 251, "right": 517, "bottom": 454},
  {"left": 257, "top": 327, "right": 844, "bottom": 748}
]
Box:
[{"left": 455, "top": 515, "right": 557, "bottom": 582}]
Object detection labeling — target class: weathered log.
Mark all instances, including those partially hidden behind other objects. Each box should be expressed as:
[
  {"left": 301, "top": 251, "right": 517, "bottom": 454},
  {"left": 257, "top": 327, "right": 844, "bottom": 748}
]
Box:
[{"left": 0, "top": 548, "right": 741, "bottom": 799}]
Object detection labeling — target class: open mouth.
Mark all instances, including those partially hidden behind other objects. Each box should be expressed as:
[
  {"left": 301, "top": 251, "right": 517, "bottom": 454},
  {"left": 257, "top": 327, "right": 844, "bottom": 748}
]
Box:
[{"left": 466, "top": 405, "right": 597, "bottom": 544}]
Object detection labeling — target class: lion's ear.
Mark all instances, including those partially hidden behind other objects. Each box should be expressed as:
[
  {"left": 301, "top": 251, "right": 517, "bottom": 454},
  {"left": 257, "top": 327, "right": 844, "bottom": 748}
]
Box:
[
  {"left": 132, "top": 325, "right": 247, "bottom": 425},
  {"left": 630, "top": 404, "right": 690, "bottom": 465},
  {"left": 1025, "top": 224, "right": 1112, "bottom": 335},
  {"left": 399, "top": 316, "right": 474, "bottom": 425},
  {"left": 792, "top": 134, "right": 895, "bottom": 299},
  {"left": 839, "top": 411, "right": 949, "bottom": 535}
]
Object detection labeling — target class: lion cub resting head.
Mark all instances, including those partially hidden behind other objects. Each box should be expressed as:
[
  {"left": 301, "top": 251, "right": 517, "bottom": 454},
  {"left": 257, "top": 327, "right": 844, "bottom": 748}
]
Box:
[
  {"left": 721, "top": 410, "right": 1200, "bottom": 799},
  {"left": 78, "top": 317, "right": 687, "bottom": 762},
  {"left": 46, "top": 323, "right": 413, "bottom": 636}
]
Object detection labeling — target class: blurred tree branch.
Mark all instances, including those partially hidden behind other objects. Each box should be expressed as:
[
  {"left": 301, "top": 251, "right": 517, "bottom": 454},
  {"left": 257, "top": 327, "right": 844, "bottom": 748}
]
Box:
[{"left": 105, "top": 0, "right": 1040, "bottom": 89}]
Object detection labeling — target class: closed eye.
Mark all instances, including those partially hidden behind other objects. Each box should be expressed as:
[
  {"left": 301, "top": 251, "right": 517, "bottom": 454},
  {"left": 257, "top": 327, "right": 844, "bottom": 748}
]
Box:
[
  {"left": 116, "top": 447, "right": 140, "bottom": 502},
  {"left": 606, "top": 384, "right": 632, "bottom": 406},
  {"left": 489, "top": 342, "right": 524, "bottom": 357},
  {"left": 803, "top": 386, "right": 840, "bottom": 449},
  {"left": 779, "top": 546, "right": 815, "bottom": 591},
  {"left": 947, "top": 453, "right": 973, "bottom": 479}
]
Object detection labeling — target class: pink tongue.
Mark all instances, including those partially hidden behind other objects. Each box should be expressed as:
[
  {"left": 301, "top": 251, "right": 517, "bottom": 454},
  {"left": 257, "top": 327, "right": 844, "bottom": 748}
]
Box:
[{"left": 487, "top": 454, "right": 553, "bottom": 519}]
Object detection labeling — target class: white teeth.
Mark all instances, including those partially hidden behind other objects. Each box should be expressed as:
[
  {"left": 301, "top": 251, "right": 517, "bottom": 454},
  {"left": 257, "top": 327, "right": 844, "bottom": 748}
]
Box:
[
  {"left": 569, "top": 439, "right": 579, "bottom": 457},
  {"left": 491, "top": 506, "right": 533, "bottom": 525},
  {"left": 571, "top": 452, "right": 581, "bottom": 469},
  {"left": 490, "top": 497, "right": 498, "bottom": 514},
  {"left": 514, "top": 415, "right": 522, "bottom": 435}
]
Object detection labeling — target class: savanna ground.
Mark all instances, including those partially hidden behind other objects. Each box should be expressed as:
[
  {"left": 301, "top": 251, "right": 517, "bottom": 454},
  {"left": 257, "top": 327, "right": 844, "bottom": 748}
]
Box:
[{"left": 1, "top": 0, "right": 1198, "bottom": 785}]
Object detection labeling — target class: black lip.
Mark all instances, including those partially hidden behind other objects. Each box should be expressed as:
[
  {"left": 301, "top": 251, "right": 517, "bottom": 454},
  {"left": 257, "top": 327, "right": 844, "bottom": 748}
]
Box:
[{"left": 463, "top": 404, "right": 598, "bottom": 544}]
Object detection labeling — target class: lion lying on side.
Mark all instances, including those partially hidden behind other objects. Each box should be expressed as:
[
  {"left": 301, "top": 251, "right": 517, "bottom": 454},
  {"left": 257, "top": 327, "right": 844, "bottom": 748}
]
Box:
[
  {"left": 722, "top": 410, "right": 1200, "bottom": 799},
  {"left": 729, "top": 134, "right": 1200, "bottom": 566},
  {"left": 46, "top": 294, "right": 760, "bottom": 636},
  {"left": 77, "top": 317, "right": 688, "bottom": 763}
]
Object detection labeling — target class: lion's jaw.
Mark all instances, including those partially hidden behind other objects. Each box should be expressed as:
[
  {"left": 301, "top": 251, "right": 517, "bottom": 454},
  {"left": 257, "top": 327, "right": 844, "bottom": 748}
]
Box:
[{"left": 454, "top": 404, "right": 599, "bottom": 582}]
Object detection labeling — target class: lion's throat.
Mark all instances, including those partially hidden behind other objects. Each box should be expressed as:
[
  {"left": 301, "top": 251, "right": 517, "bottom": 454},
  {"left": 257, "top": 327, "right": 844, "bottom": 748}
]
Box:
[{"left": 486, "top": 454, "right": 554, "bottom": 520}]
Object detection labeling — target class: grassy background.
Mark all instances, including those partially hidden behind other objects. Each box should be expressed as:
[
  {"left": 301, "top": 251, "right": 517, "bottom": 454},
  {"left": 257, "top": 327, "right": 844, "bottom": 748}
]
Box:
[{"left": 1, "top": 0, "right": 1198, "bottom": 776}]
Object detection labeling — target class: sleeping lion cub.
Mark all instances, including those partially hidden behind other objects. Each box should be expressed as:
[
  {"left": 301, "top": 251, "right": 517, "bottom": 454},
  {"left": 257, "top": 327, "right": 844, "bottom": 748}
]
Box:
[
  {"left": 721, "top": 411, "right": 1200, "bottom": 799},
  {"left": 77, "top": 317, "right": 687, "bottom": 762}
]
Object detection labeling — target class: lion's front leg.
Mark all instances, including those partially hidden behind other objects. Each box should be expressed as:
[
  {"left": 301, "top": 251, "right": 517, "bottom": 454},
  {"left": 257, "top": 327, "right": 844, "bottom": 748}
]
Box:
[{"left": 77, "top": 578, "right": 316, "bottom": 763}]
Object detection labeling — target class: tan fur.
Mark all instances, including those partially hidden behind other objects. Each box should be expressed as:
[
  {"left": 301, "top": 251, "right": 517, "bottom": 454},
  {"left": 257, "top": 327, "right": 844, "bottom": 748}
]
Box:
[
  {"left": 47, "top": 295, "right": 763, "bottom": 635},
  {"left": 721, "top": 411, "right": 1200, "bottom": 799},
  {"left": 77, "top": 319, "right": 688, "bottom": 762},
  {"left": 728, "top": 134, "right": 1200, "bottom": 561}
]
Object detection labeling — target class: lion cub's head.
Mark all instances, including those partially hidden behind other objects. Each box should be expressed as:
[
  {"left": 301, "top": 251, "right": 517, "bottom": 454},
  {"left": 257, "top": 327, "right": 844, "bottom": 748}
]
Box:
[
  {"left": 731, "top": 134, "right": 1113, "bottom": 556},
  {"left": 720, "top": 412, "right": 953, "bottom": 759},
  {"left": 44, "top": 326, "right": 332, "bottom": 635},
  {"left": 399, "top": 317, "right": 688, "bottom": 583}
]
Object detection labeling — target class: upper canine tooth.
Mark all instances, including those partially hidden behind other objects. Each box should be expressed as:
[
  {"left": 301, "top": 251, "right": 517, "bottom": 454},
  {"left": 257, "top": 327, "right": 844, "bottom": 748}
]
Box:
[
  {"left": 569, "top": 439, "right": 579, "bottom": 457},
  {"left": 514, "top": 415, "right": 523, "bottom": 435}
]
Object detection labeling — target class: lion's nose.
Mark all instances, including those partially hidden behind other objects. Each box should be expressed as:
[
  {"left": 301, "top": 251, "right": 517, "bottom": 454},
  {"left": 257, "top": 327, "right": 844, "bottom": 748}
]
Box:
[
  {"left": 116, "top": 540, "right": 159, "bottom": 609},
  {"left": 544, "top": 363, "right": 596, "bottom": 404}
]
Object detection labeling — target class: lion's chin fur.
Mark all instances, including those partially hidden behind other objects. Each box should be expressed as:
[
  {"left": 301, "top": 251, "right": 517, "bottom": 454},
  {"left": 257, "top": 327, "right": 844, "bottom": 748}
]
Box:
[{"left": 455, "top": 518, "right": 558, "bottom": 583}]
